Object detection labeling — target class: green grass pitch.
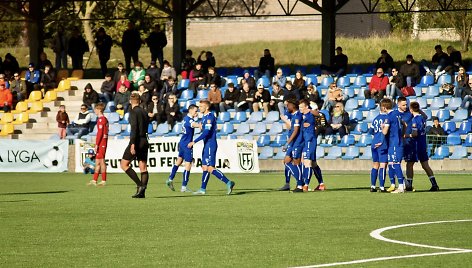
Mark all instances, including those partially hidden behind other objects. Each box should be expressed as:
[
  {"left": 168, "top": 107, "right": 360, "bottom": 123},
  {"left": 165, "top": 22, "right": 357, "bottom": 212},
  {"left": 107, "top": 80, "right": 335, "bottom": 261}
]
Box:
[{"left": 1, "top": 172, "right": 471, "bottom": 267}]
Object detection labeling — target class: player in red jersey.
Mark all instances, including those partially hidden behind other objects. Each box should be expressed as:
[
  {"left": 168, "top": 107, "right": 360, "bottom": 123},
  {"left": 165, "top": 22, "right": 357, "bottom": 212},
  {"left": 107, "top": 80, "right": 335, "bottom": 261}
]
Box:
[{"left": 88, "top": 102, "right": 109, "bottom": 186}]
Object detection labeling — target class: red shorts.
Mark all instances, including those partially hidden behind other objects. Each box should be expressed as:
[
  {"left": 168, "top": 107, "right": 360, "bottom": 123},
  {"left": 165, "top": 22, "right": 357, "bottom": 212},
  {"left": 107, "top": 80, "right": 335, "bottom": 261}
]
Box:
[{"left": 96, "top": 144, "right": 107, "bottom": 159}]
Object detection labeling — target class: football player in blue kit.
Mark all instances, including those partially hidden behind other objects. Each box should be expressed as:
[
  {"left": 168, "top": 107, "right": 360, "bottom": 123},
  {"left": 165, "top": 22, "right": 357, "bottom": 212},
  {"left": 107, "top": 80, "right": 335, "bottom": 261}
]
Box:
[
  {"left": 187, "top": 100, "right": 236, "bottom": 195},
  {"left": 369, "top": 103, "right": 389, "bottom": 192},
  {"left": 409, "top": 101, "right": 440, "bottom": 191},
  {"left": 166, "top": 104, "right": 199, "bottom": 193},
  {"left": 298, "top": 100, "right": 319, "bottom": 192}
]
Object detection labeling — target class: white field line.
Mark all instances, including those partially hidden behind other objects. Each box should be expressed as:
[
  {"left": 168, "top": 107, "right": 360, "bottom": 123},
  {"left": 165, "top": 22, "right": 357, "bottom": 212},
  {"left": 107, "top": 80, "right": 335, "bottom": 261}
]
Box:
[{"left": 290, "top": 219, "right": 472, "bottom": 268}]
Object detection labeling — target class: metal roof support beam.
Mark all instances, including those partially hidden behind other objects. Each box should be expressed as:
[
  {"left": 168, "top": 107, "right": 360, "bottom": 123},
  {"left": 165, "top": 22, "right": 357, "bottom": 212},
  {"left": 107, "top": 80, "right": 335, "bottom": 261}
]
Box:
[
  {"left": 321, "top": 0, "right": 335, "bottom": 66},
  {"left": 28, "top": 0, "right": 45, "bottom": 66},
  {"left": 172, "top": 0, "right": 186, "bottom": 73}
]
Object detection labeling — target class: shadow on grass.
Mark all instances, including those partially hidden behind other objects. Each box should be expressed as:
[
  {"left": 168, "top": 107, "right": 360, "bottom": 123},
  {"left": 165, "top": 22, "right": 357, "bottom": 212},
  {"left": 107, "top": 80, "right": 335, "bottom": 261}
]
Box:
[
  {"left": 0, "top": 190, "right": 70, "bottom": 196},
  {"left": 0, "top": 199, "right": 31, "bottom": 203},
  {"left": 414, "top": 188, "right": 472, "bottom": 193}
]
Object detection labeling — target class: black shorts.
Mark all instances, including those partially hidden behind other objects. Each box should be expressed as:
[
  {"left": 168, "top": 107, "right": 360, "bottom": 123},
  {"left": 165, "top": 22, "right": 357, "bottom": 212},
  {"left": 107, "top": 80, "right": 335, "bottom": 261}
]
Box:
[{"left": 122, "top": 139, "right": 149, "bottom": 162}]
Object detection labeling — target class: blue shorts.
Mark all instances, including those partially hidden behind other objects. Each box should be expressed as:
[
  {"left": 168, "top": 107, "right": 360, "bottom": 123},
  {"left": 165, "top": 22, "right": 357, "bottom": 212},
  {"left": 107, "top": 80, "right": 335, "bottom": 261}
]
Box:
[
  {"left": 403, "top": 138, "right": 417, "bottom": 162},
  {"left": 388, "top": 145, "right": 403, "bottom": 163},
  {"left": 202, "top": 143, "right": 217, "bottom": 167},
  {"left": 178, "top": 143, "right": 193, "bottom": 162},
  {"left": 286, "top": 143, "right": 303, "bottom": 159},
  {"left": 371, "top": 145, "right": 388, "bottom": 163},
  {"left": 303, "top": 141, "right": 316, "bottom": 161}
]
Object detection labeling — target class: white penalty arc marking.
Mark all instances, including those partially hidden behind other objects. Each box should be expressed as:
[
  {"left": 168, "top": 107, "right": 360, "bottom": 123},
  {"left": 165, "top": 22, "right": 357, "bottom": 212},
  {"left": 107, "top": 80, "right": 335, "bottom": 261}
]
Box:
[{"left": 291, "top": 219, "right": 472, "bottom": 268}]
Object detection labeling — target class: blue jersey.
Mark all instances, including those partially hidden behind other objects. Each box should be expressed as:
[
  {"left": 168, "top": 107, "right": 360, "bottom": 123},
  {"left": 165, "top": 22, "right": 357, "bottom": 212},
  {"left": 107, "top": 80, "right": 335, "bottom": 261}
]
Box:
[
  {"left": 180, "top": 116, "right": 196, "bottom": 146},
  {"left": 371, "top": 113, "right": 388, "bottom": 148},
  {"left": 301, "top": 111, "right": 316, "bottom": 142},
  {"left": 398, "top": 109, "right": 413, "bottom": 135},
  {"left": 289, "top": 111, "right": 304, "bottom": 146},
  {"left": 385, "top": 110, "right": 404, "bottom": 148},
  {"left": 411, "top": 114, "right": 427, "bottom": 147},
  {"left": 194, "top": 112, "right": 217, "bottom": 145}
]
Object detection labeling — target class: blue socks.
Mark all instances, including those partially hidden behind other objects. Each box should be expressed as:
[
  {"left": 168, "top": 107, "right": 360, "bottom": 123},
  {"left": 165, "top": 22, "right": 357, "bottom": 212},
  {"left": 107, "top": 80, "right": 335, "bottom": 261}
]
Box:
[
  {"left": 182, "top": 170, "right": 190, "bottom": 187},
  {"left": 284, "top": 165, "right": 291, "bottom": 184},
  {"left": 393, "top": 163, "right": 404, "bottom": 184},
  {"left": 211, "top": 169, "right": 230, "bottom": 184},
  {"left": 286, "top": 163, "right": 302, "bottom": 186},
  {"left": 379, "top": 167, "right": 386, "bottom": 188},
  {"left": 201, "top": 171, "right": 210, "bottom": 189},
  {"left": 370, "top": 168, "right": 378, "bottom": 187},
  {"left": 303, "top": 165, "right": 313, "bottom": 186},
  {"left": 388, "top": 166, "right": 396, "bottom": 184},
  {"left": 313, "top": 165, "right": 323, "bottom": 184},
  {"left": 169, "top": 165, "right": 179, "bottom": 180}
]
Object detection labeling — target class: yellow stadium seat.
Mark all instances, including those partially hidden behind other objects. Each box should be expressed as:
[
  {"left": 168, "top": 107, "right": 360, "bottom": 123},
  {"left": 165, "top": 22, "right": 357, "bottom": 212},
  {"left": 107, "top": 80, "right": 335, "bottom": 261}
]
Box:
[
  {"left": 0, "top": 123, "right": 14, "bottom": 136},
  {"left": 42, "top": 90, "right": 57, "bottom": 103},
  {"left": 0, "top": 113, "right": 14, "bottom": 124},
  {"left": 56, "top": 79, "right": 71, "bottom": 91},
  {"left": 11, "top": 101, "right": 28, "bottom": 114},
  {"left": 12, "top": 112, "right": 29, "bottom": 125},
  {"left": 56, "top": 69, "right": 69, "bottom": 82},
  {"left": 68, "top": 69, "right": 84, "bottom": 80},
  {"left": 25, "top": 90, "right": 42, "bottom": 103},
  {"left": 27, "top": 101, "right": 43, "bottom": 113}
]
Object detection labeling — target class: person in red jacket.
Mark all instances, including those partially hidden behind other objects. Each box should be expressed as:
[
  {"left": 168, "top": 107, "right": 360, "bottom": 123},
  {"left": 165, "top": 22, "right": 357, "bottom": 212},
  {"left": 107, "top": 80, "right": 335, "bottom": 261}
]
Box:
[
  {"left": 364, "top": 68, "right": 389, "bottom": 103},
  {"left": 0, "top": 82, "right": 13, "bottom": 112}
]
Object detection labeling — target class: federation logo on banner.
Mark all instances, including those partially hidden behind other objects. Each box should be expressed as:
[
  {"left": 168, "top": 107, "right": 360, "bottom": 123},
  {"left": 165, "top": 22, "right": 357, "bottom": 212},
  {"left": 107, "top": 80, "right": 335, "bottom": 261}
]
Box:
[{"left": 237, "top": 141, "right": 255, "bottom": 172}]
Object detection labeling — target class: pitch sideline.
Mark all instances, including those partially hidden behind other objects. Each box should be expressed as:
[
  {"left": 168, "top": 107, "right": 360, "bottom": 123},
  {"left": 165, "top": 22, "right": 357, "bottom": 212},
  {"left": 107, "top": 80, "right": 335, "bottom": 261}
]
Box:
[{"left": 291, "top": 219, "right": 472, "bottom": 268}]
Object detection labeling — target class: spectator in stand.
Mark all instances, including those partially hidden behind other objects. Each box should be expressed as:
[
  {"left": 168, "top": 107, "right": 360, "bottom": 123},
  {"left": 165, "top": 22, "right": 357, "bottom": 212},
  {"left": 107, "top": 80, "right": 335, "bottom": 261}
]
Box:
[
  {"left": 314, "top": 108, "right": 328, "bottom": 144},
  {"left": 142, "top": 74, "right": 157, "bottom": 96},
  {"left": 25, "top": 63, "right": 41, "bottom": 96},
  {"left": 321, "top": 83, "right": 342, "bottom": 111},
  {"left": 197, "top": 51, "right": 215, "bottom": 73},
  {"left": 40, "top": 65, "right": 56, "bottom": 92},
  {"left": 325, "top": 102, "right": 349, "bottom": 144},
  {"left": 0, "top": 74, "right": 10, "bottom": 89},
  {"left": 364, "top": 67, "right": 388, "bottom": 103},
  {"left": 304, "top": 84, "right": 323, "bottom": 110},
  {"left": 116, "top": 74, "right": 131, "bottom": 92},
  {"left": 386, "top": 68, "right": 405, "bottom": 100},
  {"left": 137, "top": 84, "right": 151, "bottom": 108},
  {"left": 56, "top": 105, "right": 69, "bottom": 139},
  {"left": 3, "top": 53, "right": 20, "bottom": 78},
  {"left": 447, "top": 45, "right": 462, "bottom": 73},
  {"left": 66, "top": 104, "right": 92, "bottom": 138},
  {"left": 165, "top": 94, "right": 182, "bottom": 128},
  {"left": 180, "top": 49, "right": 196, "bottom": 79},
  {"left": 375, "top": 49, "right": 395, "bottom": 74},
  {"left": 423, "top": 44, "right": 451, "bottom": 78},
  {"left": 52, "top": 26, "right": 68, "bottom": 69},
  {"left": 292, "top": 70, "right": 306, "bottom": 96},
  {"left": 145, "top": 24, "right": 167, "bottom": 68},
  {"left": 455, "top": 66, "right": 468, "bottom": 98},
  {"left": 273, "top": 68, "right": 287, "bottom": 88},
  {"left": 94, "top": 27, "right": 113, "bottom": 77},
  {"left": 113, "top": 63, "right": 127, "bottom": 85},
  {"left": 68, "top": 27, "right": 89, "bottom": 70},
  {"left": 283, "top": 81, "right": 300, "bottom": 102},
  {"left": 208, "top": 83, "right": 222, "bottom": 115},
  {"left": 254, "top": 48, "right": 275, "bottom": 81},
  {"left": 38, "top": 52, "right": 53, "bottom": 71},
  {"left": 219, "top": 83, "right": 240, "bottom": 112},
  {"left": 121, "top": 22, "right": 142, "bottom": 71},
  {"left": 160, "top": 60, "right": 176, "bottom": 82},
  {"left": 114, "top": 84, "right": 131, "bottom": 113},
  {"left": 99, "top": 74, "right": 115, "bottom": 103},
  {"left": 253, "top": 84, "right": 271, "bottom": 115},
  {"left": 146, "top": 61, "right": 160, "bottom": 84},
  {"left": 160, "top": 76, "right": 178, "bottom": 101},
  {"left": 128, "top": 61, "right": 145, "bottom": 91},
  {"left": 189, "top": 62, "right": 205, "bottom": 93},
  {"left": 83, "top": 83, "right": 99, "bottom": 109},
  {"left": 237, "top": 82, "right": 255, "bottom": 112},
  {"left": 269, "top": 82, "right": 284, "bottom": 115},
  {"left": 400, "top": 54, "right": 420, "bottom": 87},
  {"left": 10, "top": 72, "right": 27, "bottom": 102},
  {"left": 427, "top": 116, "right": 445, "bottom": 155},
  {"left": 206, "top": 67, "right": 222, "bottom": 88},
  {"left": 460, "top": 81, "right": 472, "bottom": 115},
  {"left": 0, "top": 82, "right": 12, "bottom": 112},
  {"left": 240, "top": 70, "right": 256, "bottom": 91},
  {"left": 147, "top": 94, "right": 165, "bottom": 124},
  {"left": 321, "top": 46, "right": 348, "bottom": 78}
]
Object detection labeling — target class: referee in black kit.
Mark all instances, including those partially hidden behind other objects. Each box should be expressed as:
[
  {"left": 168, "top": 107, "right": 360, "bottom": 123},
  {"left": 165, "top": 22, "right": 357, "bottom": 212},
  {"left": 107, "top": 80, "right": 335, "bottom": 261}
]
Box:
[{"left": 120, "top": 93, "right": 150, "bottom": 198}]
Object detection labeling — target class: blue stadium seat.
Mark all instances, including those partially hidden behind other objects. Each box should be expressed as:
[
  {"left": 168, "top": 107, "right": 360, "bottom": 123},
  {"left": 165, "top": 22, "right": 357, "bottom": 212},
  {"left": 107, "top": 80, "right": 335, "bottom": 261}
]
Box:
[
  {"left": 257, "top": 134, "right": 271, "bottom": 147},
  {"left": 247, "top": 111, "right": 264, "bottom": 123},
  {"left": 182, "top": 100, "right": 196, "bottom": 112},
  {"left": 446, "top": 97, "right": 462, "bottom": 111},
  {"left": 351, "top": 65, "right": 364, "bottom": 76},
  {"left": 316, "top": 146, "right": 324, "bottom": 159},
  {"left": 242, "top": 134, "right": 253, "bottom": 141},
  {"left": 197, "top": 89, "right": 209, "bottom": 100},
  {"left": 351, "top": 121, "right": 368, "bottom": 134},
  {"left": 177, "top": 79, "right": 190, "bottom": 90},
  {"left": 235, "top": 122, "right": 250, "bottom": 135},
  {"left": 264, "top": 111, "right": 280, "bottom": 123},
  {"left": 430, "top": 98, "right": 445, "bottom": 110},
  {"left": 359, "top": 99, "right": 376, "bottom": 111},
  {"left": 106, "top": 112, "right": 120, "bottom": 124},
  {"left": 108, "top": 124, "right": 122, "bottom": 136},
  {"left": 425, "top": 86, "right": 440, "bottom": 98},
  {"left": 338, "top": 134, "right": 355, "bottom": 147},
  {"left": 353, "top": 76, "right": 367, "bottom": 87},
  {"left": 324, "top": 146, "right": 342, "bottom": 160},
  {"left": 436, "top": 109, "right": 450, "bottom": 122},
  {"left": 319, "top": 109, "right": 330, "bottom": 122},
  {"left": 258, "top": 146, "right": 274, "bottom": 160},
  {"left": 452, "top": 109, "right": 469, "bottom": 122},
  {"left": 104, "top": 101, "right": 116, "bottom": 113},
  {"left": 446, "top": 134, "right": 461, "bottom": 145},
  {"left": 118, "top": 112, "right": 129, "bottom": 124},
  {"left": 423, "top": 109, "right": 432, "bottom": 120},
  {"left": 232, "top": 111, "right": 247, "bottom": 123},
  {"left": 417, "top": 75, "right": 435, "bottom": 87},
  {"left": 227, "top": 134, "right": 238, "bottom": 140},
  {"left": 305, "top": 74, "right": 318, "bottom": 86},
  {"left": 268, "top": 122, "right": 284, "bottom": 135},
  {"left": 225, "top": 75, "right": 239, "bottom": 86},
  {"left": 449, "top": 146, "right": 467, "bottom": 160},
  {"left": 345, "top": 99, "right": 358, "bottom": 112},
  {"left": 342, "top": 146, "right": 360, "bottom": 160},
  {"left": 336, "top": 76, "right": 350, "bottom": 88},
  {"left": 464, "top": 134, "right": 472, "bottom": 147},
  {"left": 356, "top": 134, "right": 373, "bottom": 147},
  {"left": 155, "top": 123, "right": 170, "bottom": 136},
  {"left": 343, "top": 87, "right": 356, "bottom": 99},
  {"left": 443, "top": 122, "right": 457, "bottom": 135},
  {"left": 217, "top": 112, "right": 230, "bottom": 124},
  {"left": 179, "top": 89, "right": 194, "bottom": 101},
  {"left": 414, "top": 86, "right": 423, "bottom": 97},
  {"left": 318, "top": 76, "right": 334, "bottom": 89},
  {"left": 257, "top": 77, "right": 270, "bottom": 88},
  {"left": 458, "top": 121, "right": 472, "bottom": 135},
  {"left": 430, "top": 146, "right": 450, "bottom": 160},
  {"left": 436, "top": 74, "right": 452, "bottom": 85},
  {"left": 121, "top": 124, "right": 131, "bottom": 136},
  {"left": 365, "top": 110, "right": 379, "bottom": 123},
  {"left": 273, "top": 148, "right": 286, "bottom": 160},
  {"left": 416, "top": 98, "right": 427, "bottom": 109},
  {"left": 271, "top": 134, "right": 288, "bottom": 147},
  {"left": 167, "top": 123, "right": 183, "bottom": 136},
  {"left": 252, "top": 123, "right": 267, "bottom": 135},
  {"left": 219, "top": 122, "right": 235, "bottom": 136},
  {"left": 359, "top": 146, "right": 372, "bottom": 160},
  {"left": 350, "top": 109, "right": 363, "bottom": 121}
]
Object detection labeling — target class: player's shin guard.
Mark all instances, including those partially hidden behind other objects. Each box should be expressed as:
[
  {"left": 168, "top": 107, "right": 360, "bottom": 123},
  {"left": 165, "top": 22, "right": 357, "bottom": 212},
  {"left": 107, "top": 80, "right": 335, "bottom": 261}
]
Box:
[
  {"left": 388, "top": 165, "right": 396, "bottom": 184},
  {"left": 212, "top": 169, "right": 229, "bottom": 184},
  {"left": 101, "top": 170, "right": 107, "bottom": 182},
  {"left": 286, "top": 163, "right": 300, "bottom": 185},
  {"left": 284, "top": 166, "right": 291, "bottom": 184},
  {"left": 393, "top": 163, "right": 404, "bottom": 185},
  {"left": 182, "top": 170, "right": 190, "bottom": 187},
  {"left": 313, "top": 165, "right": 323, "bottom": 184},
  {"left": 379, "top": 168, "right": 386, "bottom": 188},
  {"left": 370, "top": 168, "right": 378, "bottom": 187},
  {"left": 93, "top": 171, "right": 99, "bottom": 182},
  {"left": 169, "top": 165, "right": 179, "bottom": 180},
  {"left": 125, "top": 168, "right": 142, "bottom": 186},
  {"left": 201, "top": 171, "right": 210, "bottom": 189},
  {"left": 141, "top": 171, "right": 149, "bottom": 188},
  {"left": 429, "top": 176, "right": 438, "bottom": 187},
  {"left": 303, "top": 166, "right": 313, "bottom": 186}
]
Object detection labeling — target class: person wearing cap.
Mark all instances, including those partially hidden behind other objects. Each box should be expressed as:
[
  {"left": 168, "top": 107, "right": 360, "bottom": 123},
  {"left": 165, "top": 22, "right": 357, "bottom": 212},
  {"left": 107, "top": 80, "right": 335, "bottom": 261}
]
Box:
[
  {"left": 68, "top": 26, "right": 89, "bottom": 70},
  {"left": 208, "top": 82, "right": 222, "bottom": 115},
  {"left": 146, "top": 61, "right": 160, "bottom": 82},
  {"left": 253, "top": 83, "right": 270, "bottom": 115},
  {"left": 25, "top": 63, "right": 41, "bottom": 96},
  {"left": 40, "top": 65, "right": 57, "bottom": 92},
  {"left": 9, "top": 72, "right": 27, "bottom": 102},
  {"left": 320, "top": 46, "right": 348, "bottom": 79},
  {"left": 145, "top": 24, "right": 167, "bottom": 68},
  {"left": 121, "top": 22, "right": 142, "bottom": 72},
  {"left": 94, "top": 27, "right": 113, "bottom": 77},
  {"left": 83, "top": 149, "right": 96, "bottom": 175},
  {"left": 0, "top": 82, "right": 13, "bottom": 112},
  {"left": 83, "top": 83, "right": 99, "bottom": 108},
  {"left": 376, "top": 49, "right": 395, "bottom": 74},
  {"left": 66, "top": 104, "right": 92, "bottom": 139},
  {"left": 219, "top": 82, "right": 240, "bottom": 113},
  {"left": 239, "top": 69, "right": 256, "bottom": 91},
  {"left": 128, "top": 61, "right": 145, "bottom": 91},
  {"left": 254, "top": 48, "right": 275, "bottom": 81},
  {"left": 399, "top": 54, "right": 420, "bottom": 87}
]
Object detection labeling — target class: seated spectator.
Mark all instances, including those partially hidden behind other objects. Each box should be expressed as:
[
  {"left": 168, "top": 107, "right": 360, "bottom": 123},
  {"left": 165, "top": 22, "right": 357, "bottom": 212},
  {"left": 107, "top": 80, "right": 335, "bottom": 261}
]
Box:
[
  {"left": 313, "top": 108, "right": 328, "bottom": 144},
  {"left": 66, "top": 104, "right": 92, "bottom": 138},
  {"left": 146, "top": 60, "right": 160, "bottom": 83},
  {"left": 292, "top": 70, "right": 306, "bottom": 96},
  {"left": 422, "top": 44, "right": 452, "bottom": 78},
  {"left": 386, "top": 68, "right": 405, "bottom": 100},
  {"left": 113, "top": 62, "right": 127, "bottom": 85},
  {"left": 253, "top": 84, "right": 270, "bottom": 115},
  {"left": 400, "top": 54, "right": 420, "bottom": 87},
  {"left": 219, "top": 83, "right": 240, "bottom": 112},
  {"left": 180, "top": 49, "right": 196, "bottom": 79},
  {"left": 325, "top": 102, "right": 349, "bottom": 143},
  {"left": 254, "top": 48, "right": 275, "bottom": 81},
  {"left": 364, "top": 68, "right": 388, "bottom": 103},
  {"left": 283, "top": 81, "right": 300, "bottom": 101},
  {"left": 25, "top": 63, "right": 41, "bottom": 95},
  {"left": 83, "top": 149, "right": 96, "bottom": 174},
  {"left": 272, "top": 68, "right": 287, "bottom": 88},
  {"left": 147, "top": 94, "right": 165, "bottom": 125},
  {"left": 269, "top": 82, "right": 284, "bottom": 115},
  {"left": 143, "top": 74, "right": 158, "bottom": 96},
  {"left": 237, "top": 83, "right": 255, "bottom": 112},
  {"left": 304, "top": 84, "right": 323, "bottom": 110},
  {"left": 197, "top": 51, "right": 215, "bottom": 73},
  {"left": 0, "top": 82, "right": 12, "bottom": 112},
  {"left": 206, "top": 67, "right": 222, "bottom": 88},
  {"left": 447, "top": 45, "right": 462, "bottom": 73},
  {"left": 322, "top": 83, "right": 343, "bottom": 111},
  {"left": 160, "top": 76, "right": 178, "bottom": 102},
  {"left": 82, "top": 83, "right": 99, "bottom": 109},
  {"left": 165, "top": 94, "right": 182, "bottom": 128},
  {"left": 0, "top": 74, "right": 10, "bottom": 89},
  {"left": 116, "top": 74, "right": 130, "bottom": 92},
  {"left": 427, "top": 116, "right": 446, "bottom": 156},
  {"left": 100, "top": 74, "right": 115, "bottom": 103},
  {"left": 189, "top": 62, "right": 205, "bottom": 93},
  {"left": 38, "top": 52, "right": 53, "bottom": 71},
  {"left": 128, "top": 61, "right": 145, "bottom": 91},
  {"left": 9, "top": 72, "right": 27, "bottom": 103},
  {"left": 137, "top": 84, "right": 151, "bottom": 108},
  {"left": 321, "top": 46, "right": 348, "bottom": 78},
  {"left": 460, "top": 82, "right": 472, "bottom": 115},
  {"left": 114, "top": 84, "right": 131, "bottom": 113},
  {"left": 160, "top": 60, "right": 176, "bottom": 82},
  {"left": 375, "top": 49, "right": 394, "bottom": 74},
  {"left": 40, "top": 65, "right": 56, "bottom": 92},
  {"left": 455, "top": 66, "right": 468, "bottom": 98},
  {"left": 240, "top": 70, "right": 256, "bottom": 91},
  {"left": 208, "top": 83, "right": 222, "bottom": 115},
  {"left": 3, "top": 53, "right": 20, "bottom": 79}
]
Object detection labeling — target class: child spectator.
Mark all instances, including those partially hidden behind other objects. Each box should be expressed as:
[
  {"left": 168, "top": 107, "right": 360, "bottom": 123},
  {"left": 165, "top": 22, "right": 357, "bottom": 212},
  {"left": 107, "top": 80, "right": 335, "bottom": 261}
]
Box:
[
  {"left": 56, "top": 105, "right": 69, "bottom": 139},
  {"left": 83, "top": 149, "right": 96, "bottom": 174}
]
